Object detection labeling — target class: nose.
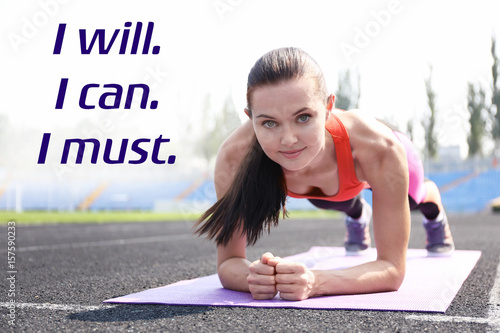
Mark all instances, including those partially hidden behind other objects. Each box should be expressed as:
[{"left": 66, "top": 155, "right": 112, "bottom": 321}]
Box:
[{"left": 280, "top": 125, "right": 298, "bottom": 146}]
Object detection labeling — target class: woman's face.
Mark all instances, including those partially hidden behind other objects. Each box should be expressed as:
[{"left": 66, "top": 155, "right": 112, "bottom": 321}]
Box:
[{"left": 249, "top": 78, "right": 331, "bottom": 172}]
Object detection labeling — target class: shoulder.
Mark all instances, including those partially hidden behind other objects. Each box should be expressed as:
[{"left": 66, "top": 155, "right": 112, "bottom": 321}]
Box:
[
  {"left": 335, "top": 109, "right": 403, "bottom": 155},
  {"left": 335, "top": 110, "right": 407, "bottom": 180},
  {"left": 214, "top": 120, "right": 254, "bottom": 195},
  {"left": 217, "top": 120, "right": 254, "bottom": 167}
]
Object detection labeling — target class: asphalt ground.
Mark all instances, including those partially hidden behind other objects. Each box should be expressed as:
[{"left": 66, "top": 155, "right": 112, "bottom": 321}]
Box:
[{"left": 0, "top": 213, "right": 499, "bottom": 332}]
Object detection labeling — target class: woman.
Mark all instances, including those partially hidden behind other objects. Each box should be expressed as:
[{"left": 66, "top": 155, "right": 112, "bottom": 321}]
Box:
[{"left": 195, "top": 47, "right": 454, "bottom": 301}]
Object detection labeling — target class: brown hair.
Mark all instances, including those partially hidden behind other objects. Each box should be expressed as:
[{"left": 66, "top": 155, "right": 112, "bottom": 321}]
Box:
[
  {"left": 195, "top": 47, "right": 328, "bottom": 246},
  {"left": 247, "top": 47, "right": 328, "bottom": 113}
]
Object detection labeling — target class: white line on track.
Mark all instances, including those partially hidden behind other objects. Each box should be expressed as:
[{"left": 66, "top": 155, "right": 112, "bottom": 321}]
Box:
[
  {"left": 1, "top": 222, "right": 323, "bottom": 253},
  {"left": 405, "top": 314, "right": 499, "bottom": 325},
  {"left": 14, "top": 233, "right": 195, "bottom": 252},
  {"left": 0, "top": 302, "right": 117, "bottom": 312},
  {"left": 1, "top": 256, "right": 499, "bottom": 328},
  {"left": 406, "top": 254, "right": 500, "bottom": 330},
  {"left": 488, "top": 254, "right": 500, "bottom": 330}
]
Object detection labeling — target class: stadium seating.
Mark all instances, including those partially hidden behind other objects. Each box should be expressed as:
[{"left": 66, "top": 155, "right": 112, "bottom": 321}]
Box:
[
  {"left": 1, "top": 169, "right": 499, "bottom": 213},
  {"left": 439, "top": 169, "right": 500, "bottom": 213},
  {"left": 0, "top": 181, "right": 98, "bottom": 211}
]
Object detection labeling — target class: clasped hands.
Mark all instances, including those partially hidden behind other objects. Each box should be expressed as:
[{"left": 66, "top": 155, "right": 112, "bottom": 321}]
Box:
[{"left": 247, "top": 252, "right": 316, "bottom": 301}]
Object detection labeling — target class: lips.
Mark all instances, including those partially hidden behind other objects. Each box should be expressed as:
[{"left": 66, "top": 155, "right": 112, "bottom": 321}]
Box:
[{"left": 280, "top": 147, "right": 306, "bottom": 159}]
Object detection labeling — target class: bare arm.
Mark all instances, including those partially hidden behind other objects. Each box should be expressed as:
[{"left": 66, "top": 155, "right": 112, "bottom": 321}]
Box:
[
  {"left": 212, "top": 112, "right": 410, "bottom": 300},
  {"left": 269, "top": 111, "right": 410, "bottom": 300},
  {"left": 216, "top": 232, "right": 250, "bottom": 292},
  {"left": 313, "top": 114, "right": 410, "bottom": 296},
  {"left": 211, "top": 120, "right": 257, "bottom": 293}
]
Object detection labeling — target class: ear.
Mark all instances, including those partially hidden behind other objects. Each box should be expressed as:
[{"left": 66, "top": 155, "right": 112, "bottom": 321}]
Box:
[
  {"left": 244, "top": 107, "right": 252, "bottom": 118},
  {"left": 326, "top": 94, "right": 335, "bottom": 111}
]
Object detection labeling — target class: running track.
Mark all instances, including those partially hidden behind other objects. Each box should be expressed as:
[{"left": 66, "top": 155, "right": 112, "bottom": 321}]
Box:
[{"left": 0, "top": 213, "right": 499, "bottom": 332}]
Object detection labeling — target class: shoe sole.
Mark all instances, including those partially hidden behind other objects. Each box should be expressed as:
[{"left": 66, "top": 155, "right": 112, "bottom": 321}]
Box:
[
  {"left": 345, "top": 248, "right": 371, "bottom": 256},
  {"left": 426, "top": 249, "right": 455, "bottom": 257}
]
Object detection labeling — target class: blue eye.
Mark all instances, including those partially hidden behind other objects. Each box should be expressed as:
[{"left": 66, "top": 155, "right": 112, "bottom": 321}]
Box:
[
  {"left": 263, "top": 120, "right": 277, "bottom": 128},
  {"left": 297, "top": 114, "right": 310, "bottom": 123}
]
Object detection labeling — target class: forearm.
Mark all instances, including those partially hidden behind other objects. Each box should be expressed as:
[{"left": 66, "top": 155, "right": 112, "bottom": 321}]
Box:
[
  {"left": 217, "top": 257, "right": 251, "bottom": 292},
  {"left": 312, "top": 259, "right": 405, "bottom": 297}
]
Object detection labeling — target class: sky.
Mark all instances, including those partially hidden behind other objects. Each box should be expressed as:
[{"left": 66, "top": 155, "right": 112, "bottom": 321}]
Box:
[{"left": 1, "top": 0, "right": 499, "bottom": 180}]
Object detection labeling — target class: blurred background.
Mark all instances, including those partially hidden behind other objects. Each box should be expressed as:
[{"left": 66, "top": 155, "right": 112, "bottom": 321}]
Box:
[{"left": 1, "top": 0, "right": 500, "bottom": 217}]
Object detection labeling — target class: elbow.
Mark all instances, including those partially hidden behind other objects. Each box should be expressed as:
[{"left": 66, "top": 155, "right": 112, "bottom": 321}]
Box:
[
  {"left": 387, "top": 273, "right": 405, "bottom": 292},
  {"left": 217, "top": 272, "right": 233, "bottom": 290},
  {"left": 387, "top": 266, "right": 405, "bottom": 292},
  {"left": 216, "top": 262, "right": 235, "bottom": 290},
  {"left": 381, "top": 260, "right": 406, "bottom": 292},
  {"left": 217, "top": 270, "right": 249, "bottom": 293},
  {"left": 216, "top": 257, "right": 250, "bottom": 292}
]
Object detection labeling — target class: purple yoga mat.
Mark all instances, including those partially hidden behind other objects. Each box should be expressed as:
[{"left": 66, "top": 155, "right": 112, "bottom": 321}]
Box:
[{"left": 104, "top": 247, "right": 481, "bottom": 313}]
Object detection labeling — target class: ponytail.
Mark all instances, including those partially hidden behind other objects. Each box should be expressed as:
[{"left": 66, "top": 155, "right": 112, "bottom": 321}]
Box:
[
  {"left": 196, "top": 47, "right": 326, "bottom": 246},
  {"left": 195, "top": 136, "right": 287, "bottom": 246}
]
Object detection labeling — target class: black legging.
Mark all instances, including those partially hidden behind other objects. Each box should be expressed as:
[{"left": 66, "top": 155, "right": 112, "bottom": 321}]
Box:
[
  {"left": 309, "top": 192, "right": 440, "bottom": 220},
  {"left": 308, "top": 194, "right": 364, "bottom": 219}
]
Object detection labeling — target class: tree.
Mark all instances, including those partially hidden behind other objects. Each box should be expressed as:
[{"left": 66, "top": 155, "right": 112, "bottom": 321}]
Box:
[
  {"left": 335, "top": 69, "right": 360, "bottom": 110},
  {"left": 406, "top": 119, "right": 414, "bottom": 142},
  {"left": 490, "top": 35, "right": 500, "bottom": 153},
  {"left": 0, "top": 114, "right": 11, "bottom": 167},
  {"left": 200, "top": 93, "right": 241, "bottom": 163},
  {"left": 199, "top": 94, "right": 213, "bottom": 162},
  {"left": 422, "top": 66, "right": 438, "bottom": 160},
  {"left": 467, "top": 83, "right": 487, "bottom": 157}
]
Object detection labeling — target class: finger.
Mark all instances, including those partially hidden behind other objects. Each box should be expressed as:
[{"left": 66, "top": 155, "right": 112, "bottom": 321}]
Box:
[
  {"left": 275, "top": 283, "right": 297, "bottom": 293},
  {"left": 277, "top": 291, "right": 306, "bottom": 301},
  {"left": 248, "top": 284, "right": 277, "bottom": 300},
  {"left": 250, "top": 260, "right": 275, "bottom": 275},
  {"left": 247, "top": 273, "right": 276, "bottom": 286},
  {"left": 249, "top": 283, "right": 276, "bottom": 295},
  {"left": 266, "top": 256, "right": 284, "bottom": 267},
  {"left": 251, "top": 291, "right": 277, "bottom": 300},
  {"left": 275, "top": 261, "right": 307, "bottom": 274},
  {"left": 275, "top": 272, "right": 298, "bottom": 284},
  {"left": 260, "top": 252, "right": 274, "bottom": 264}
]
